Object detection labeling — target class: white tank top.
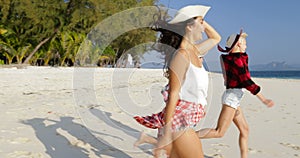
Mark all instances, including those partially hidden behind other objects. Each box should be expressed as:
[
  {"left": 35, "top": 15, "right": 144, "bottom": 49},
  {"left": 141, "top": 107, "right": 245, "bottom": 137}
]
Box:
[{"left": 179, "top": 63, "right": 209, "bottom": 106}]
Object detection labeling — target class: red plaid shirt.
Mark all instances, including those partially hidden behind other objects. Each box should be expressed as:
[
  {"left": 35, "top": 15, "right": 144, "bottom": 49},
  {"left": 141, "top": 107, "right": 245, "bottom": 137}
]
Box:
[{"left": 220, "top": 52, "right": 260, "bottom": 95}]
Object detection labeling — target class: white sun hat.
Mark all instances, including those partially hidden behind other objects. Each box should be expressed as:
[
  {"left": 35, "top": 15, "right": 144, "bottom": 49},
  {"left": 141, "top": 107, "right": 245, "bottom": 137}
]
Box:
[
  {"left": 168, "top": 5, "right": 211, "bottom": 24},
  {"left": 218, "top": 29, "right": 248, "bottom": 53},
  {"left": 226, "top": 32, "right": 248, "bottom": 48}
]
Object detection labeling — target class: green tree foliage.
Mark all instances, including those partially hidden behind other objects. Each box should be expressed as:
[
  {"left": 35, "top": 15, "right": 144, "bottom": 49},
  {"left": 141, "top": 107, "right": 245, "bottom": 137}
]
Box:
[
  {"left": 0, "top": 0, "right": 158, "bottom": 66},
  {"left": 82, "top": 4, "right": 159, "bottom": 66}
]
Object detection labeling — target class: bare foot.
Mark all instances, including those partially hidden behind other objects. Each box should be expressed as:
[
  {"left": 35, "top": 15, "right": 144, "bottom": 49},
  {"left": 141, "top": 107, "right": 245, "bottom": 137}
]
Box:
[
  {"left": 134, "top": 131, "right": 148, "bottom": 147},
  {"left": 155, "top": 149, "right": 168, "bottom": 158},
  {"left": 134, "top": 131, "right": 157, "bottom": 147}
]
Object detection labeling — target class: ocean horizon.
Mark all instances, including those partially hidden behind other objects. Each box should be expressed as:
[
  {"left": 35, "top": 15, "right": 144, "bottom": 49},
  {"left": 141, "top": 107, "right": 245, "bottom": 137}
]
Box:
[
  {"left": 140, "top": 61, "right": 300, "bottom": 80},
  {"left": 210, "top": 70, "right": 300, "bottom": 80}
]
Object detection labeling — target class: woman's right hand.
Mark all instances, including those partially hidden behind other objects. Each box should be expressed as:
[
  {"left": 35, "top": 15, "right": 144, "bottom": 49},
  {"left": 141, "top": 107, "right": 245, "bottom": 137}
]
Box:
[
  {"left": 263, "top": 99, "right": 274, "bottom": 107},
  {"left": 256, "top": 92, "right": 274, "bottom": 107}
]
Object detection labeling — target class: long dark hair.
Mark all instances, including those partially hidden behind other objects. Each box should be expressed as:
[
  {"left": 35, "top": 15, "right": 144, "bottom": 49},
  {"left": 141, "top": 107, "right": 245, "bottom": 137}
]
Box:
[{"left": 150, "top": 7, "right": 196, "bottom": 77}]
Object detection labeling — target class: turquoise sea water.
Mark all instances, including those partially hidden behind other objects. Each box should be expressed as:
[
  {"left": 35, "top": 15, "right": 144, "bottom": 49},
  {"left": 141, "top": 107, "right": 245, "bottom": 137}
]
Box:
[
  {"left": 140, "top": 62, "right": 300, "bottom": 79},
  {"left": 211, "top": 71, "right": 300, "bottom": 79},
  {"left": 250, "top": 71, "right": 300, "bottom": 79}
]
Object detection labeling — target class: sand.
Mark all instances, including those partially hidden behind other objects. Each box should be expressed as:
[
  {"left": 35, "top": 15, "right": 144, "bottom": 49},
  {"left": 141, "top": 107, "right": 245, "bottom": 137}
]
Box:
[{"left": 0, "top": 66, "right": 299, "bottom": 158}]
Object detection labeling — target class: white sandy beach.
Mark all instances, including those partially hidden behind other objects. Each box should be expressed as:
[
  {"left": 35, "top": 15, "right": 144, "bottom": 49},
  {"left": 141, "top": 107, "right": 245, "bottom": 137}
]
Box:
[{"left": 0, "top": 66, "right": 299, "bottom": 158}]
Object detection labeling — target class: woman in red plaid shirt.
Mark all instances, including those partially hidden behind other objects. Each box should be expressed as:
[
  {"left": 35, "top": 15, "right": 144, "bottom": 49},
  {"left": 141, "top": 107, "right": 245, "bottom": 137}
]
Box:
[
  {"left": 133, "top": 5, "right": 221, "bottom": 157},
  {"left": 197, "top": 30, "right": 274, "bottom": 158}
]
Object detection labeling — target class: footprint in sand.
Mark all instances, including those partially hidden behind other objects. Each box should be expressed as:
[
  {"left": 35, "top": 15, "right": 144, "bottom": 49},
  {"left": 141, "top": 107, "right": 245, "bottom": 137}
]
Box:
[
  {"left": 211, "top": 143, "right": 230, "bottom": 148},
  {"left": 207, "top": 144, "right": 227, "bottom": 158},
  {"left": 248, "top": 148, "right": 262, "bottom": 154},
  {"left": 280, "top": 142, "right": 300, "bottom": 151},
  {"left": 0, "top": 129, "right": 17, "bottom": 134},
  {"left": 264, "top": 120, "right": 271, "bottom": 122},
  {"left": 207, "top": 153, "right": 224, "bottom": 158},
  {"left": 7, "top": 151, "right": 43, "bottom": 158},
  {"left": 9, "top": 137, "right": 31, "bottom": 144}
]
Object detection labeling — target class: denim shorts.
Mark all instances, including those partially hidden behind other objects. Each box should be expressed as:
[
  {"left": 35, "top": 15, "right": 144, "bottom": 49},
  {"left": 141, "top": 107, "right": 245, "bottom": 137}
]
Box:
[{"left": 222, "top": 88, "right": 245, "bottom": 109}]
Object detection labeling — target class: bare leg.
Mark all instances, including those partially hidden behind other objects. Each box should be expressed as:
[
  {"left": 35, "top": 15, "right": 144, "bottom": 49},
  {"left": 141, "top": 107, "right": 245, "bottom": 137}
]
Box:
[
  {"left": 171, "top": 129, "right": 204, "bottom": 158},
  {"left": 197, "top": 104, "right": 236, "bottom": 138},
  {"left": 134, "top": 131, "right": 158, "bottom": 147},
  {"left": 134, "top": 131, "right": 172, "bottom": 157},
  {"left": 233, "top": 107, "right": 249, "bottom": 158}
]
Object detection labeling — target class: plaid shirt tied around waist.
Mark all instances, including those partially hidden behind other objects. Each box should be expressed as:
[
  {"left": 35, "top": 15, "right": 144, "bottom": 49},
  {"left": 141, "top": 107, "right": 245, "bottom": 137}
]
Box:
[
  {"left": 134, "top": 85, "right": 205, "bottom": 132},
  {"left": 134, "top": 100, "right": 204, "bottom": 131}
]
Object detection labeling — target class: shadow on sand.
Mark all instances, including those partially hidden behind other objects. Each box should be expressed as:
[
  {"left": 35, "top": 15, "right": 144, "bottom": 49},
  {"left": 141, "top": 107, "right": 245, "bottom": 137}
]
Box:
[
  {"left": 23, "top": 105, "right": 214, "bottom": 158},
  {"left": 89, "top": 108, "right": 214, "bottom": 158},
  {"left": 23, "top": 116, "right": 132, "bottom": 158}
]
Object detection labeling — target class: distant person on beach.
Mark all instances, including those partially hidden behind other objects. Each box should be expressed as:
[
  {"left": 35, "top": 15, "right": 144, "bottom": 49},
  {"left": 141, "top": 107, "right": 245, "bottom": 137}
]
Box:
[
  {"left": 133, "top": 5, "right": 221, "bottom": 157},
  {"left": 196, "top": 29, "right": 275, "bottom": 158}
]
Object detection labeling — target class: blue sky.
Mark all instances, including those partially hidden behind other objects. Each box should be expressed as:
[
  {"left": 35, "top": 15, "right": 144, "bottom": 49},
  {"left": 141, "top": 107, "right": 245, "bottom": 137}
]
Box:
[{"left": 155, "top": 0, "right": 300, "bottom": 66}]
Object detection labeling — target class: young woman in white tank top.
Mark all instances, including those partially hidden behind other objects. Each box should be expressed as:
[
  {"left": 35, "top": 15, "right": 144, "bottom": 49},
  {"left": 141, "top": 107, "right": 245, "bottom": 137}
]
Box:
[
  {"left": 179, "top": 49, "right": 209, "bottom": 106},
  {"left": 133, "top": 5, "right": 221, "bottom": 157}
]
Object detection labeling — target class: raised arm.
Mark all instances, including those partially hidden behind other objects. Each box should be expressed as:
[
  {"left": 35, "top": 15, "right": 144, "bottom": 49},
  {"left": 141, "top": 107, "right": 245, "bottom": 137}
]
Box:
[{"left": 196, "top": 21, "right": 221, "bottom": 56}]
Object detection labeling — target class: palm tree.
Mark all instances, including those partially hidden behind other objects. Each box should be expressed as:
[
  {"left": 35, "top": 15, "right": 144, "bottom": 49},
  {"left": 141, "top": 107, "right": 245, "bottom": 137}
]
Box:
[{"left": 59, "top": 31, "right": 85, "bottom": 66}]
